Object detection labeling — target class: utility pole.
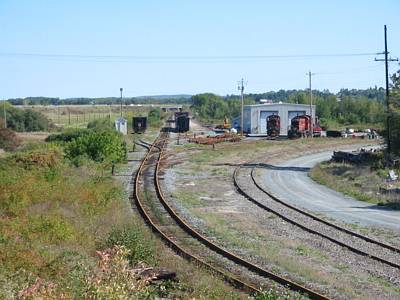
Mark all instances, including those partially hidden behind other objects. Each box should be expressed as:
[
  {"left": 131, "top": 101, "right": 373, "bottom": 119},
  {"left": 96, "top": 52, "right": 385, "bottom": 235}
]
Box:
[
  {"left": 120, "top": 88, "right": 123, "bottom": 118},
  {"left": 237, "top": 78, "right": 246, "bottom": 136},
  {"left": 109, "top": 104, "right": 112, "bottom": 125},
  {"left": 375, "top": 25, "right": 398, "bottom": 154},
  {"left": 307, "top": 71, "right": 315, "bottom": 138}
]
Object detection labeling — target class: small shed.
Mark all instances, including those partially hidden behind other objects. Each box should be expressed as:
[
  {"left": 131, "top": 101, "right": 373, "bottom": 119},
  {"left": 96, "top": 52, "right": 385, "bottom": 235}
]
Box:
[{"left": 115, "top": 117, "right": 128, "bottom": 135}]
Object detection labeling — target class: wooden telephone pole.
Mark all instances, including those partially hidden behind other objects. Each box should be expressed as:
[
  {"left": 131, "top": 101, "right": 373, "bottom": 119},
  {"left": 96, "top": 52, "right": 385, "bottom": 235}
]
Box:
[
  {"left": 238, "top": 78, "right": 246, "bottom": 136},
  {"left": 375, "top": 25, "right": 398, "bottom": 153},
  {"left": 307, "top": 71, "right": 315, "bottom": 138}
]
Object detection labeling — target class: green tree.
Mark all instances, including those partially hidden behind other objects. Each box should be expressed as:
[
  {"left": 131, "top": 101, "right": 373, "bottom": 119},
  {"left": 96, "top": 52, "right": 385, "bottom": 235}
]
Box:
[
  {"left": 191, "top": 93, "right": 255, "bottom": 122},
  {"left": 389, "top": 69, "right": 400, "bottom": 155},
  {"left": 148, "top": 108, "right": 164, "bottom": 127},
  {"left": 1, "top": 103, "right": 51, "bottom": 132}
]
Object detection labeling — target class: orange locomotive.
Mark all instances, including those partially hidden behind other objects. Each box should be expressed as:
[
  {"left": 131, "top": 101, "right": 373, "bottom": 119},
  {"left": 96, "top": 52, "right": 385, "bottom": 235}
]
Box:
[{"left": 288, "top": 115, "right": 321, "bottom": 138}]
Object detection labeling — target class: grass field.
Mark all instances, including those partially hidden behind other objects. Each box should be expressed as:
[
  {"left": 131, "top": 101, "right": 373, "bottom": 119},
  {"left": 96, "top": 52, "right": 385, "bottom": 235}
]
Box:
[
  {"left": 18, "top": 105, "right": 151, "bottom": 128},
  {"left": 0, "top": 124, "right": 254, "bottom": 299}
]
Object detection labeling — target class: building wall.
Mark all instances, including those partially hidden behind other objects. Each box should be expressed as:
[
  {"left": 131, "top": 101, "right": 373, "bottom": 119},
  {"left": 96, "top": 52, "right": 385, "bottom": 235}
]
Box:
[{"left": 247, "top": 103, "right": 316, "bottom": 136}]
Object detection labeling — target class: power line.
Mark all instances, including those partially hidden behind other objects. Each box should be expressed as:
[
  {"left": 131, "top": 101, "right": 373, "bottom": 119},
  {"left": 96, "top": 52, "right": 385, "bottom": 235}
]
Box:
[
  {"left": 316, "top": 65, "right": 382, "bottom": 76},
  {"left": 0, "top": 51, "right": 379, "bottom": 62}
]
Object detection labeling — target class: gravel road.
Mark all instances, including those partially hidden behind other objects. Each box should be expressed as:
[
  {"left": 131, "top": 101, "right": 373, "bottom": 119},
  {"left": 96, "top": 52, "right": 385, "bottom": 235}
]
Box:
[{"left": 259, "top": 150, "right": 400, "bottom": 230}]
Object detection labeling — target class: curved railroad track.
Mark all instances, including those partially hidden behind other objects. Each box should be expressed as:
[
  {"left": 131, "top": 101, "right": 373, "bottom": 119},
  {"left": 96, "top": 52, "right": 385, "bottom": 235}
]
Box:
[
  {"left": 133, "top": 129, "right": 332, "bottom": 300},
  {"left": 233, "top": 163, "right": 400, "bottom": 270},
  {"left": 134, "top": 130, "right": 260, "bottom": 295}
]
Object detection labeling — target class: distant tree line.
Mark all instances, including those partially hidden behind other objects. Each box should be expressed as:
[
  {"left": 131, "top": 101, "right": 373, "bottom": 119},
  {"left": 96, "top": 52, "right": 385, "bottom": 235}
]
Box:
[
  {"left": 6, "top": 87, "right": 388, "bottom": 130},
  {"left": 7, "top": 95, "right": 192, "bottom": 106},
  {"left": 191, "top": 93, "right": 255, "bottom": 122},
  {"left": 237, "top": 87, "right": 385, "bottom": 103}
]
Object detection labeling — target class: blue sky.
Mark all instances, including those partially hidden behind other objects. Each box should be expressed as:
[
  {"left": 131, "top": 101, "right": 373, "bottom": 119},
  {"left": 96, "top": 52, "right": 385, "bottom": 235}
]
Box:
[{"left": 1, "top": 0, "right": 399, "bottom": 98}]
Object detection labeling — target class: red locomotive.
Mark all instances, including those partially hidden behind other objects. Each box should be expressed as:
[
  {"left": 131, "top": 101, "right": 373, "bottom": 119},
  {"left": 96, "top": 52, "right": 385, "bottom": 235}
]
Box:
[
  {"left": 288, "top": 115, "right": 321, "bottom": 138},
  {"left": 267, "top": 115, "right": 280, "bottom": 137}
]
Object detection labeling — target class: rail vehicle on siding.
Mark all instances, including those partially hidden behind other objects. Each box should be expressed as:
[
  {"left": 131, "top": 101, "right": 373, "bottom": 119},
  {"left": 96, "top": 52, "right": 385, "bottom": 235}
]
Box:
[
  {"left": 133, "top": 117, "right": 147, "bottom": 134},
  {"left": 288, "top": 115, "right": 321, "bottom": 138},
  {"left": 266, "top": 115, "right": 280, "bottom": 137},
  {"left": 175, "top": 112, "right": 190, "bottom": 133}
]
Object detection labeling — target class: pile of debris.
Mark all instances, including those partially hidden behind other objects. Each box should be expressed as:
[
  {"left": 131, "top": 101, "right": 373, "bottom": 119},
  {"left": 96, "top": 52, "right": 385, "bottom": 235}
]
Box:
[
  {"left": 331, "top": 148, "right": 378, "bottom": 164},
  {"left": 188, "top": 133, "right": 241, "bottom": 145},
  {"left": 379, "top": 170, "right": 400, "bottom": 195}
]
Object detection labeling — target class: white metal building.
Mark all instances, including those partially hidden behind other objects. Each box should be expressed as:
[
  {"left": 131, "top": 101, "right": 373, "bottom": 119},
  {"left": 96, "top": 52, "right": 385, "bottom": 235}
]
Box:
[
  {"left": 115, "top": 117, "right": 128, "bottom": 135},
  {"left": 232, "top": 103, "right": 316, "bottom": 136}
]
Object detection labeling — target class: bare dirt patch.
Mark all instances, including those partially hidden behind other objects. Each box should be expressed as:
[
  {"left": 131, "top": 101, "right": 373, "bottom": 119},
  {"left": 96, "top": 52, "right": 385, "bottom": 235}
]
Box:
[{"left": 16, "top": 131, "right": 49, "bottom": 144}]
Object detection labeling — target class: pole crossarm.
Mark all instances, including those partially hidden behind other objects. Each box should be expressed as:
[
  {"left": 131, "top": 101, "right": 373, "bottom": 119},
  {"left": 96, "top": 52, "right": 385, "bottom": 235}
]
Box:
[{"left": 375, "top": 57, "right": 398, "bottom": 62}]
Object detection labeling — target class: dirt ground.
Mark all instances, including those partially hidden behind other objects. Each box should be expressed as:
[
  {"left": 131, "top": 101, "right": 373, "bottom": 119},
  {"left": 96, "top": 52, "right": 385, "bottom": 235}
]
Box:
[
  {"left": 160, "top": 134, "right": 400, "bottom": 300},
  {"left": 16, "top": 131, "right": 49, "bottom": 144},
  {"left": 189, "top": 117, "right": 212, "bottom": 132}
]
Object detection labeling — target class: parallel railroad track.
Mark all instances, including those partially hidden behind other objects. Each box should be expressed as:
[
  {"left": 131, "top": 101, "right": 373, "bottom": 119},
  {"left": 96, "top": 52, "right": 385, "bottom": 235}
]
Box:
[
  {"left": 233, "top": 164, "right": 400, "bottom": 270},
  {"left": 133, "top": 129, "right": 332, "bottom": 300}
]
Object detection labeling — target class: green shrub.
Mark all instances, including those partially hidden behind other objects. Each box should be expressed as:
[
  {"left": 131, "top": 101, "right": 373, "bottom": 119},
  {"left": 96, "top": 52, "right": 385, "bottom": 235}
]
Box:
[
  {"left": 45, "top": 129, "right": 89, "bottom": 143},
  {"left": 148, "top": 108, "right": 164, "bottom": 127},
  {"left": 105, "top": 226, "right": 155, "bottom": 265},
  {"left": 2, "top": 105, "right": 52, "bottom": 132},
  {"left": 87, "top": 118, "right": 112, "bottom": 131},
  {"left": 65, "top": 129, "right": 126, "bottom": 163},
  {"left": 84, "top": 246, "right": 153, "bottom": 299},
  {"left": 25, "top": 215, "right": 75, "bottom": 244}
]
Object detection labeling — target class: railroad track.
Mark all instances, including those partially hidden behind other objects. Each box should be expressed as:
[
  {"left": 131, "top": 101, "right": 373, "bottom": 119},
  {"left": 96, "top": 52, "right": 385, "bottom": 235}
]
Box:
[
  {"left": 133, "top": 128, "right": 332, "bottom": 300},
  {"left": 233, "top": 164, "right": 400, "bottom": 270}
]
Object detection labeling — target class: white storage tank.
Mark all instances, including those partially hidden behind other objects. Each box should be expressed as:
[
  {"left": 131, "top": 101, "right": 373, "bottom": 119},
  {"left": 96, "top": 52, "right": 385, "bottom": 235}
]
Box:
[{"left": 115, "top": 117, "right": 128, "bottom": 135}]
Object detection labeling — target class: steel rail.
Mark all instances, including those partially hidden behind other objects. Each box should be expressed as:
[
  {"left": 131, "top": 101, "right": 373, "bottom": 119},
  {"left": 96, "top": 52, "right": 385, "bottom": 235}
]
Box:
[
  {"left": 232, "top": 166, "right": 400, "bottom": 270},
  {"left": 249, "top": 167, "right": 400, "bottom": 254},
  {"left": 134, "top": 141, "right": 151, "bottom": 150},
  {"left": 133, "top": 131, "right": 261, "bottom": 295},
  {"left": 152, "top": 132, "right": 331, "bottom": 300}
]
